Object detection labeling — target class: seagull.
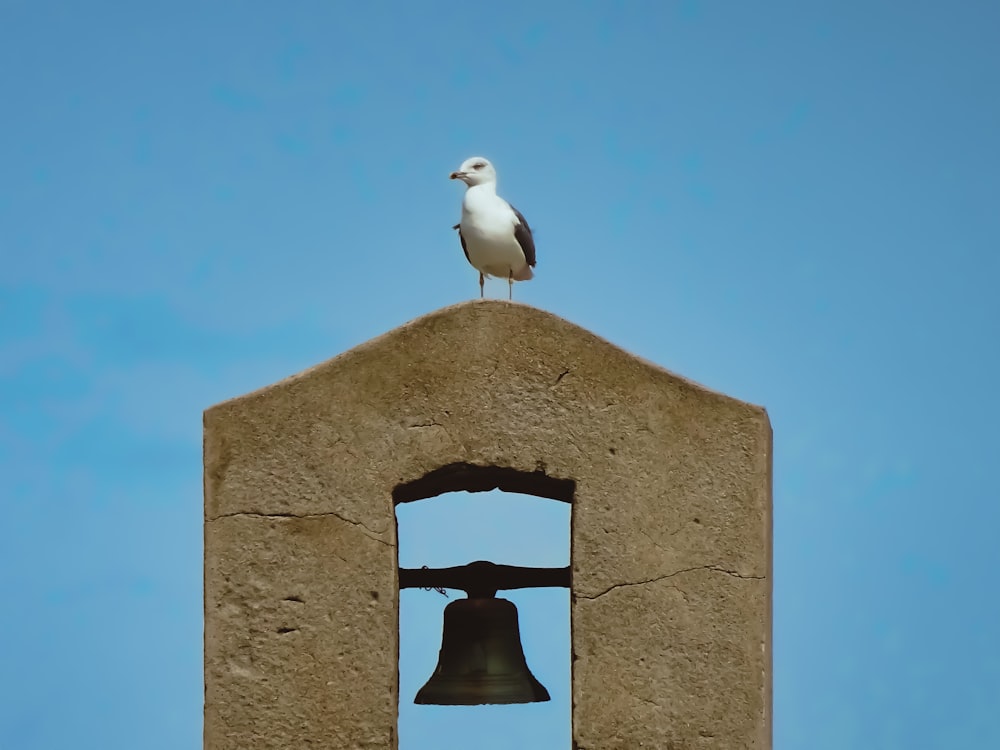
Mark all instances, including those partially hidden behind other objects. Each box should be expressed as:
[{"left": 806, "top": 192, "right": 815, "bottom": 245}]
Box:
[{"left": 450, "top": 156, "right": 536, "bottom": 299}]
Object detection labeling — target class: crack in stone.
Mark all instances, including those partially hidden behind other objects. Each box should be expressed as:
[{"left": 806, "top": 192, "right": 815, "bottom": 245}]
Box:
[
  {"left": 665, "top": 583, "right": 691, "bottom": 605},
  {"left": 577, "top": 564, "right": 764, "bottom": 600},
  {"left": 207, "top": 510, "right": 393, "bottom": 546},
  {"left": 706, "top": 564, "right": 764, "bottom": 580},
  {"left": 638, "top": 523, "right": 684, "bottom": 553}
]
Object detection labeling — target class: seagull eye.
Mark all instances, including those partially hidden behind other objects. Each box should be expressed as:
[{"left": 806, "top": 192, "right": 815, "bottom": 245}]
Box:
[{"left": 473, "top": 162, "right": 486, "bottom": 170}]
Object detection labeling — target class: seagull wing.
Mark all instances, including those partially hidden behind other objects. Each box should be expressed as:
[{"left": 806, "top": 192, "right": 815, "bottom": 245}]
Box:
[
  {"left": 453, "top": 223, "right": 471, "bottom": 264},
  {"left": 510, "top": 206, "right": 536, "bottom": 267}
]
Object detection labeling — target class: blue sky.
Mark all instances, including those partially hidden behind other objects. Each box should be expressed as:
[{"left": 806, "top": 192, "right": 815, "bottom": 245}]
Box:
[{"left": 2, "top": 1, "right": 999, "bottom": 748}]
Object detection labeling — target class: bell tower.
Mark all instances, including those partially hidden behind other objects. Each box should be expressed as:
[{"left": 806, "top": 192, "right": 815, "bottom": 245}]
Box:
[{"left": 203, "top": 300, "right": 773, "bottom": 748}]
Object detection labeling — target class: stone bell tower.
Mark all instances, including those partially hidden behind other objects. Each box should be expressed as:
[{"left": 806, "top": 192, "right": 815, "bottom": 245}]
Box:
[{"left": 203, "top": 300, "right": 772, "bottom": 749}]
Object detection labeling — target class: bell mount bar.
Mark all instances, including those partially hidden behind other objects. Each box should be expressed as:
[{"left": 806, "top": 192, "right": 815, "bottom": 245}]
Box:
[{"left": 398, "top": 560, "right": 570, "bottom": 598}]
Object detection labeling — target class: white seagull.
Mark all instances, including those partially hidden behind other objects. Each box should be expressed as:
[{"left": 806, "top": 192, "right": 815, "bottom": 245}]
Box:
[{"left": 450, "top": 156, "right": 536, "bottom": 299}]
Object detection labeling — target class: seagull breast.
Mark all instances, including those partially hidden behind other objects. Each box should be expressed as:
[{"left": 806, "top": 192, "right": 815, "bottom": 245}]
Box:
[{"left": 460, "top": 186, "right": 533, "bottom": 280}]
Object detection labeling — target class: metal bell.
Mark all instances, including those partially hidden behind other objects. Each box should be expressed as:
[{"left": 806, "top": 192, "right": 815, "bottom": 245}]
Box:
[{"left": 415, "top": 596, "right": 551, "bottom": 705}]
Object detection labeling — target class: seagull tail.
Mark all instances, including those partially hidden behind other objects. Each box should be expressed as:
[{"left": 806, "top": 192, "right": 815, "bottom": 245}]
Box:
[{"left": 512, "top": 265, "right": 534, "bottom": 281}]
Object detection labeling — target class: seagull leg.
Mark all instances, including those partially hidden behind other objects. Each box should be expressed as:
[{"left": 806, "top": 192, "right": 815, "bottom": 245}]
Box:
[
  {"left": 479, "top": 272, "right": 484, "bottom": 298},
  {"left": 508, "top": 270, "right": 513, "bottom": 300}
]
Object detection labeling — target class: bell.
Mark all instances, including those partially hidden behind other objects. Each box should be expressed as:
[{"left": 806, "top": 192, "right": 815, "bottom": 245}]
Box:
[{"left": 415, "top": 596, "right": 551, "bottom": 705}]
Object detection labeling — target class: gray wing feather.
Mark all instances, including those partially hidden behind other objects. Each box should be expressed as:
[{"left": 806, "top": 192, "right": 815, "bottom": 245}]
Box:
[
  {"left": 453, "top": 223, "right": 471, "bottom": 264},
  {"left": 510, "top": 207, "right": 536, "bottom": 267}
]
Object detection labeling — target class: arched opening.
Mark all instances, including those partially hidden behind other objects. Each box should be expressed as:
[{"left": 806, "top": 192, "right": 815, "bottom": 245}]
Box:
[{"left": 394, "top": 465, "right": 574, "bottom": 750}]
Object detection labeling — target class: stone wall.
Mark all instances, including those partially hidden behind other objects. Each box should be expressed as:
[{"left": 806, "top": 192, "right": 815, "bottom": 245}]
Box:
[{"left": 204, "top": 300, "right": 772, "bottom": 749}]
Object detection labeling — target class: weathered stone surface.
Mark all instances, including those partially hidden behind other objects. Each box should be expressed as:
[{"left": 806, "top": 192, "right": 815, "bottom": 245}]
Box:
[{"left": 204, "top": 299, "right": 771, "bottom": 749}]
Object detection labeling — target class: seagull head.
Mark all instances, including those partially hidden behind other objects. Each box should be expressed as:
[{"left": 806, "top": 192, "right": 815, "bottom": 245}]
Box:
[{"left": 449, "top": 156, "right": 497, "bottom": 187}]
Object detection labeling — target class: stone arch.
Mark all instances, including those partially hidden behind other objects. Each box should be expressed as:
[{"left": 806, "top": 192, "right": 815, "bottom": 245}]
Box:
[{"left": 393, "top": 462, "right": 575, "bottom": 505}]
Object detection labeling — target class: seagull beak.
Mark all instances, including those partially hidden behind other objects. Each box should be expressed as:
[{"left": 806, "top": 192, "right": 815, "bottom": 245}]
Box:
[{"left": 449, "top": 171, "right": 465, "bottom": 180}]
